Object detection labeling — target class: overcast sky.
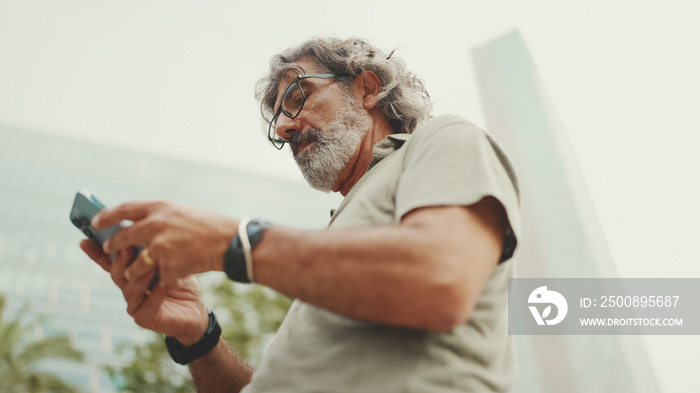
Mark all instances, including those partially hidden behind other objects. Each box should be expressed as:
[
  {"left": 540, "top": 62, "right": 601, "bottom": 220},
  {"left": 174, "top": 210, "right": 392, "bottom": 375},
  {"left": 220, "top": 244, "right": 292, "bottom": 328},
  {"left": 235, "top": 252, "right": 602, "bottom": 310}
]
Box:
[{"left": 1, "top": 1, "right": 699, "bottom": 391}]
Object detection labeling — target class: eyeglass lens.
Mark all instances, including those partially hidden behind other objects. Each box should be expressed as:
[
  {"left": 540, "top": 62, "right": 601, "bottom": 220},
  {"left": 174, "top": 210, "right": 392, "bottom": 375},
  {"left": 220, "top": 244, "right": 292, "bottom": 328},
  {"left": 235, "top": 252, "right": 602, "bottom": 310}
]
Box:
[
  {"left": 268, "top": 74, "right": 335, "bottom": 149},
  {"left": 268, "top": 82, "right": 304, "bottom": 149},
  {"left": 281, "top": 82, "right": 304, "bottom": 118},
  {"left": 268, "top": 116, "right": 285, "bottom": 149}
]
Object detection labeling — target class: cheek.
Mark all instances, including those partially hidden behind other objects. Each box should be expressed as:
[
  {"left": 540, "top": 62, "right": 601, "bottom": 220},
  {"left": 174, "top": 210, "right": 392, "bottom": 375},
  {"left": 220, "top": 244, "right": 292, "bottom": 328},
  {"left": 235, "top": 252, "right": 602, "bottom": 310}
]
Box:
[{"left": 307, "top": 96, "right": 346, "bottom": 125}]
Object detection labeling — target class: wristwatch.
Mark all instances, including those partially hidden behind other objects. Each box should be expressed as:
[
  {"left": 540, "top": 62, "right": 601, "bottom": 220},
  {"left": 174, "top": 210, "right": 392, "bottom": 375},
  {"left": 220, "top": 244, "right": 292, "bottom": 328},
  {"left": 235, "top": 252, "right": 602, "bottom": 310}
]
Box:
[
  {"left": 224, "top": 218, "right": 272, "bottom": 283},
  {"left": 165, "top": 309, "right": 221, "bottom": 365}
]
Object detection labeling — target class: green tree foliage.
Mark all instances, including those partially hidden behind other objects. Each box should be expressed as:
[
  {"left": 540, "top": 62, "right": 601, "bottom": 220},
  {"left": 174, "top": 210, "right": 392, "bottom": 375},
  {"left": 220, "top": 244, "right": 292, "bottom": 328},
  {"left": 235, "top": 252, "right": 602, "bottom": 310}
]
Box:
[
  {"left": 0, "top": 294, "right": 85, "bottom": 393},
  {"left": 104, "top": 339, "right": 194, "bottom": 393},
  {"left": 105, "top": 277, "right": 293, "bottom": 392}
]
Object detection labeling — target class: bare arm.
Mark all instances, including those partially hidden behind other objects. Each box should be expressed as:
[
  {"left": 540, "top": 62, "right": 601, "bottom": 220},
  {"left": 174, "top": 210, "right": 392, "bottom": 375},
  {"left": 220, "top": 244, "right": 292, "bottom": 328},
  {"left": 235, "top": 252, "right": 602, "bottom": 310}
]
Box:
[
  {"left": 189, "top": 337, "right": 253, "bottom": 393},
  {"left": 96, "top": 196, "right": 508, "bottom": 332},
  {"left": 253, "top": 197, "right": 508, "bottom": 331}
]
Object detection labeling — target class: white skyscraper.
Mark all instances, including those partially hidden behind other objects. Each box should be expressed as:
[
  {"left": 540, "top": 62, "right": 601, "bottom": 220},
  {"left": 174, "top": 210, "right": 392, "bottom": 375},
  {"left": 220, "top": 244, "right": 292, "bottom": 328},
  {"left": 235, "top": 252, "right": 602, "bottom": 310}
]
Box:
[{"left": 472, "top": 30, "right": 658, "bottom": 393}]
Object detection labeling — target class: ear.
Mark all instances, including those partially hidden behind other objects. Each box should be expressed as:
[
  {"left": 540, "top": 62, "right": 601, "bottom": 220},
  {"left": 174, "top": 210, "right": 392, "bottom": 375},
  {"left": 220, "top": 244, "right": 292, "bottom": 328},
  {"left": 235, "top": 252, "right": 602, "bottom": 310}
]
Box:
[{"left": 354, "top": 70, "right": 383, "bottom": 109}]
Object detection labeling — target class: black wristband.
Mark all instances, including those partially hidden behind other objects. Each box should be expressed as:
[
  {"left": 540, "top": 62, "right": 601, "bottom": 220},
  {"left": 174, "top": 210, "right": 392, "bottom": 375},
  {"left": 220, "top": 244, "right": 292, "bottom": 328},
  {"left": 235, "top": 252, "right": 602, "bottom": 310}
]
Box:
[
  {"left": 165, "top": 309, "right": 221, "bottom": 365},
  {"left": 224, "top": 218, "right": 272, "bottom": 283},
  {"left": 224, "top": 234, "right": 249, "bottom": 283}
]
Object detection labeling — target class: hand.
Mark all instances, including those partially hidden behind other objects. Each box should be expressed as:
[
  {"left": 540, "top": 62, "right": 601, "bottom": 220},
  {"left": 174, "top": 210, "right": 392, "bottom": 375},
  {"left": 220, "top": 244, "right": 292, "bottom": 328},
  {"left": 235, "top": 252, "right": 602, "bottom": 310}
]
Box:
[
  {"left": 92, "top": 200, "right": 238, "bottom": 286},
  {"left": 80, "top": 239, "right": 209, "bottom": 345}
]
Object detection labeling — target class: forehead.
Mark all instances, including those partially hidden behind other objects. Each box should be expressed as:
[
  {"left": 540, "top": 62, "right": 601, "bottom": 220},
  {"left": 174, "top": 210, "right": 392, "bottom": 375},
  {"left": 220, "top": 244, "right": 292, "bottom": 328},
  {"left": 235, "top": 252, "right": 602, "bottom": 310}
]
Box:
[{"left": 276, "top": 58, "right": 323, "bottom": 94}]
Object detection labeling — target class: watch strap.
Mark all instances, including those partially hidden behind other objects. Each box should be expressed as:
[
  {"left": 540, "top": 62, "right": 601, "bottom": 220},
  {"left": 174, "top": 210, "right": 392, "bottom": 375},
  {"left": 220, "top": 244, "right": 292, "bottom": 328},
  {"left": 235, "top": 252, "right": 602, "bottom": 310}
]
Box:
[
  {"left": 165, "top": 309, "right": 221, "bottom": 365},
  {"left": 224, "top": 218, "right": 272, "bottom": 283},
  {"left": 247, "top": 219, "right": 273, "bottom": 249},
  {"left": 224, "top": 233, "right": 249, "bottom": 283}
]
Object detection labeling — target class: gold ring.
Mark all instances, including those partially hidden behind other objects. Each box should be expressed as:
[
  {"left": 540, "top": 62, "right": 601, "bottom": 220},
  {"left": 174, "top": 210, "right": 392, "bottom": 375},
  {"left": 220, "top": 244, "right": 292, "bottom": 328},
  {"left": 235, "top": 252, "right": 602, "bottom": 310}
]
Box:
[{"left": 141, "top": 248, "right": 155, "bottom": 266}]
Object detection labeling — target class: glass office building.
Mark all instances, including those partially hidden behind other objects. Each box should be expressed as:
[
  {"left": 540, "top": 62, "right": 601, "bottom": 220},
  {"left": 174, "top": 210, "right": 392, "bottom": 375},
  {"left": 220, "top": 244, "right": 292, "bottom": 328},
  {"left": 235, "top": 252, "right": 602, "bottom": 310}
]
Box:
[{"left": 0, "top": 126, "right": 341, "bottom": 392}]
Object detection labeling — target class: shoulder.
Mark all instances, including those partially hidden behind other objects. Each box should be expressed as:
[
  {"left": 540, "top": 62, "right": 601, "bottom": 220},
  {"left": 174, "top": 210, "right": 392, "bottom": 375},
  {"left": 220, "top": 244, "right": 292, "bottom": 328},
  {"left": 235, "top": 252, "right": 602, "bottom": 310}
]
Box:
[
  {"left": 401, "top": 115, "right": 490, "bottom": 157},
  {"left": 397, "top": 114, "right": 520, "bottom": 208},
  {"left": 408, "top": 115, "right": 486, "bottom": 146}
]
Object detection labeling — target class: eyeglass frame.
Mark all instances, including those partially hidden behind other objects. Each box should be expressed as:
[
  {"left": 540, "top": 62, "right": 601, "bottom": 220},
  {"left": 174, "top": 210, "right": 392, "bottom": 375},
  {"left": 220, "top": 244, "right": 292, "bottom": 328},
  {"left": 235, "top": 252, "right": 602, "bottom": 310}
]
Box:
[{"left": 267, "top": 73, "right": 338, "bottom": 150}]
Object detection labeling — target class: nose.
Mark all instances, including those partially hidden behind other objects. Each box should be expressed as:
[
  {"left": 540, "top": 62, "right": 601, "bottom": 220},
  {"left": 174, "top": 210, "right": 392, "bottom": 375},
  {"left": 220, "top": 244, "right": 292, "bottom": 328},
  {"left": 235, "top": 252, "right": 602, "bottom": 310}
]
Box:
[{"left": 275, "top": 114, "right": 302, "bottom": 142}]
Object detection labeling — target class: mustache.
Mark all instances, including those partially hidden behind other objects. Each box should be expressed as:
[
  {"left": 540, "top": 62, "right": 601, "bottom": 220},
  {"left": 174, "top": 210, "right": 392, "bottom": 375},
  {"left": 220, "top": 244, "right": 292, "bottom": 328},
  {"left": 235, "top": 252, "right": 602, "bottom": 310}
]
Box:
[{"left": 290, "top": 129, "right": 323, "bottom": 154}]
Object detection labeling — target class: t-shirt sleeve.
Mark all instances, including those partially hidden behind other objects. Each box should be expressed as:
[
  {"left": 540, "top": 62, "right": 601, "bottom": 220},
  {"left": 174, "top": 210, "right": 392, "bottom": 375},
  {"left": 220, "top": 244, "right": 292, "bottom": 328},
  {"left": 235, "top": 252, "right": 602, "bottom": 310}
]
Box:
[{"left": 395, "top": 115, "right": 521, "bottom": 262}]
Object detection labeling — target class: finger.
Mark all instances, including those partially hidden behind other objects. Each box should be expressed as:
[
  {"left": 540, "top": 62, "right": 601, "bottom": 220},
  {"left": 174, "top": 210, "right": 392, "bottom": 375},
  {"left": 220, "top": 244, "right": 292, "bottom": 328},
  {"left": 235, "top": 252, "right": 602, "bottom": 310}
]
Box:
[
  {"left": 80, "top": 239, "right": 112, "bottom": 273},
  {"left": 125, "top": 269, "right": 157, "bottom": 316},
  {"left": 159, "top": 268, "right": 182, "bottom": 289},
  {"left": 116, "top": 246, "right": 136, "bottom": 267},
  {"left": 110, "top": 248, "right": 131, "bottom": 289},
  {"left": 103, "top": 220, "right": 156, "bottom": 254},
  {"left": 92, "top": 200, "right": 153, "bottom": 229},
  {"left": 131, "top": 283, "right": 168, "bottom": 330},
  {"left": 124, "top": 249, "right": 157, "bottom": 283}
]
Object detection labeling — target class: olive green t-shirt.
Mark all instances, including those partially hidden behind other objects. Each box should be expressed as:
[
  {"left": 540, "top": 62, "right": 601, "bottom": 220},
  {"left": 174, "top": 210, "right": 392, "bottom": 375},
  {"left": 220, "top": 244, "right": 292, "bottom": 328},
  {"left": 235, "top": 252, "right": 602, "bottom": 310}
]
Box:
[{"left": 242, "top": 115, "right": 521, "bottom": 393}]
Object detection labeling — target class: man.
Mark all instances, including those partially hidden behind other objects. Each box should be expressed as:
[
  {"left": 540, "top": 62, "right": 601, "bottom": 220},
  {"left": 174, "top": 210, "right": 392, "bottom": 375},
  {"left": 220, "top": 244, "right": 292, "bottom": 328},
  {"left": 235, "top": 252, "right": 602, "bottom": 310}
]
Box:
[{"left": 81, "top": 37, "right": 520, "bottom": 392}]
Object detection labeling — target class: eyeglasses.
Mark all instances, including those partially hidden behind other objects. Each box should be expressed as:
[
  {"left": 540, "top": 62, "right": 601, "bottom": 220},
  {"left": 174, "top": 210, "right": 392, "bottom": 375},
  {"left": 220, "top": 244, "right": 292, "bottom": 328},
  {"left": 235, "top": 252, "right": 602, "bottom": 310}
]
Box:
[{"left": 268, "top": 73, "right": 337, "bottom": 150}]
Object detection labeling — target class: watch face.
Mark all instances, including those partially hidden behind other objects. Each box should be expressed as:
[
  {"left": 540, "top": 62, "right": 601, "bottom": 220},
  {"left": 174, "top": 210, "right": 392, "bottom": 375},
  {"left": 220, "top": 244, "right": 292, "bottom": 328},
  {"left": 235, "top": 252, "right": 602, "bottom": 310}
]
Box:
[{"left": 248, "top": 219, "right": 273, "bottom": 247}]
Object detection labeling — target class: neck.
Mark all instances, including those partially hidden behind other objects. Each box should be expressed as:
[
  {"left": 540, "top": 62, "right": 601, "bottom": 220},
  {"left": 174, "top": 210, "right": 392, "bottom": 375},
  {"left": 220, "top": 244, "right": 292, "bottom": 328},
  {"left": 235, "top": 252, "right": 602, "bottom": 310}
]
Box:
[{"left": 333, "top": 113, "right": 393, "bottom": 196}]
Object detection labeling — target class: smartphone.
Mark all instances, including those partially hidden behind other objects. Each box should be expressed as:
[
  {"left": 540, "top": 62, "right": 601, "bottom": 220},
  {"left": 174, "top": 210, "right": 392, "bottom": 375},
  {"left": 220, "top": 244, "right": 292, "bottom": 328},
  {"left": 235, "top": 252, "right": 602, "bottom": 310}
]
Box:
[{"left": 70, "top": 190, "right": 159, "bottom": 290}]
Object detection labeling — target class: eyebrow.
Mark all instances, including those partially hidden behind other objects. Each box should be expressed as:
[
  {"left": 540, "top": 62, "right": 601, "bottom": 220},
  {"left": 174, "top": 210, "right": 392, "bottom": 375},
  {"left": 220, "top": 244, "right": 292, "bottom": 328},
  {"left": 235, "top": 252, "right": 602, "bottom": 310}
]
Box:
[{"left": 298, "top": 79, "right": 314, "bottom": 90}]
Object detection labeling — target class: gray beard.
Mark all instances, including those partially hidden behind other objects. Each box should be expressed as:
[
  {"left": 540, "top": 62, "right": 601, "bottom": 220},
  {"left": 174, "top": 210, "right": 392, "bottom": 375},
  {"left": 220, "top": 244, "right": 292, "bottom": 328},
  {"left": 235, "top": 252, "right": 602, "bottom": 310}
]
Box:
[{"left": 290, "top": 102, "right": 372, "bottom": 192}]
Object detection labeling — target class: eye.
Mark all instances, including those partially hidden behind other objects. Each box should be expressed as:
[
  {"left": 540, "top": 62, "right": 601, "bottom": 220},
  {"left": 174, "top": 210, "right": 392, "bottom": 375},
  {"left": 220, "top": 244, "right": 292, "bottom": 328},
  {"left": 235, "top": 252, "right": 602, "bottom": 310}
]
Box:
[
  {"left": 290, "top": 90, "right": 303, "bottom": 106},
  {"left": 282, "top": 85, "right": 304, "bottom": 115}
]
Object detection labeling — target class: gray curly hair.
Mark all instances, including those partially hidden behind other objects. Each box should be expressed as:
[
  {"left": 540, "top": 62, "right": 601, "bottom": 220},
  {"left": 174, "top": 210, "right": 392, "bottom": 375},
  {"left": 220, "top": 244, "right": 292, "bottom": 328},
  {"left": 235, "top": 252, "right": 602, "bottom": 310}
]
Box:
[{"left": 255, "top": 37, "right": 432, "bottom": 135}]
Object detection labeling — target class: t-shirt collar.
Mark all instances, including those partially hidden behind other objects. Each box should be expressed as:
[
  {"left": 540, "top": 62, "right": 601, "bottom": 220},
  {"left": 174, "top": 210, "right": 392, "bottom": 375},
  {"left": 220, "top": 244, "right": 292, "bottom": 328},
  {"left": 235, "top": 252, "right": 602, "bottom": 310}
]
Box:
[{"left": 367, "top": 133, "right": 411, "bottom": 172}]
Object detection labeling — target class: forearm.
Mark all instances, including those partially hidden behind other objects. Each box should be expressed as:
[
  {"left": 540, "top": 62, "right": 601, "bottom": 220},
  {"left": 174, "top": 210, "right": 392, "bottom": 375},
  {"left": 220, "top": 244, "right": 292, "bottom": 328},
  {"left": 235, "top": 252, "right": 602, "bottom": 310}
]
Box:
[
  {"left": 189, "top": 336, "right": 254, "bottom": 393},
  {"left": 253, "top": 224, "right": 468, "bottom": 331},
  {"left": 248, "top": 203, "right": 504, "bottom": 331}
]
